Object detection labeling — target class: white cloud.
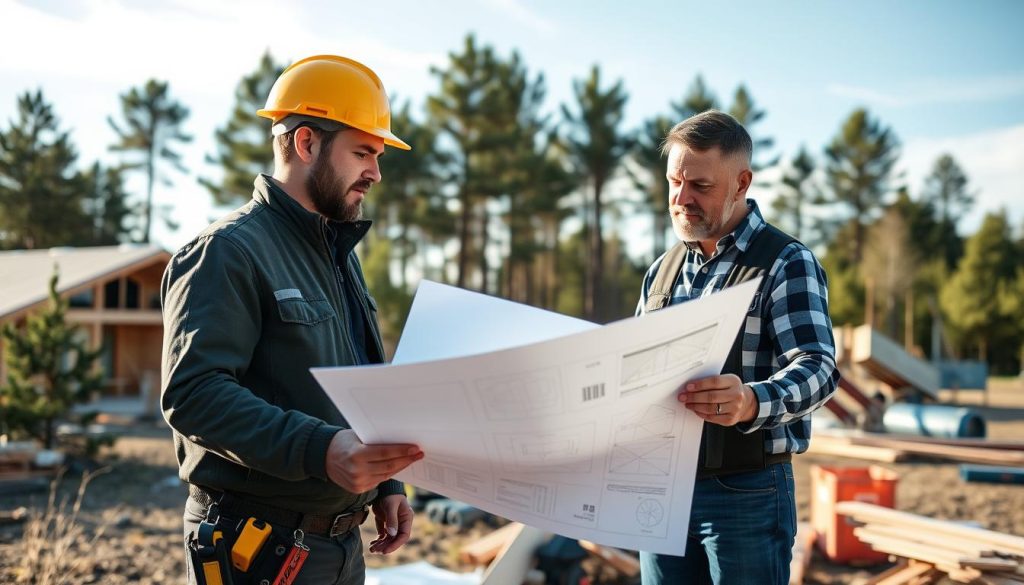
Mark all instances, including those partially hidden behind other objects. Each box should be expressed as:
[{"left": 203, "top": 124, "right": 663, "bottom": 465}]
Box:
[
  {"left": 0, "top": 0, "right": 445, "bottom": 250},
  {"left": 480, "top": 0, "right": 556, "bottom": 36},
  {"left": 826, "top": 74, "right": 1024, "bottom": 108},
  {"left": 1, "top": 0, "right": 442, "bottom": 96},
  {"left": 898, "top": 124, "right": 1024, "bottom": 233}
]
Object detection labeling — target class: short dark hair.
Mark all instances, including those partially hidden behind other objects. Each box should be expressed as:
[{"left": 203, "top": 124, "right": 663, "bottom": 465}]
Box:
[
  {"left": 275, "top": 124, "right": 341, "bottom": 163},
  {"left": 662, "top": 110, "right": 752, "bottom": 163}
]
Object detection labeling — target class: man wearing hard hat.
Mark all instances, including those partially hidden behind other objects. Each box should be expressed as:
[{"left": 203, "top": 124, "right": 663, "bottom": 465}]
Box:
[{"left": 161, "top": 55, "right": 423, "bottom": 585}]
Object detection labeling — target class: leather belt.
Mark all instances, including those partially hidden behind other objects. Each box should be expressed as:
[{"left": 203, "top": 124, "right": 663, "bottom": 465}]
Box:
[{"left": 189, "top": 485, "right": 368, "bottom": 538}]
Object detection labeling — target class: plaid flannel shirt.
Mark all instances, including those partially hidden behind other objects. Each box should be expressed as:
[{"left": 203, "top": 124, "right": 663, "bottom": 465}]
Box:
[{"left": 636, "top": 200, "right": 838, "bottom": 455}]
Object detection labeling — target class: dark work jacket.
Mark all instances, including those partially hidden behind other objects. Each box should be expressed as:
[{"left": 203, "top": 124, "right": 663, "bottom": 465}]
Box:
[{"left": 160, "top": 174, "right": 402, "bottom": 514}]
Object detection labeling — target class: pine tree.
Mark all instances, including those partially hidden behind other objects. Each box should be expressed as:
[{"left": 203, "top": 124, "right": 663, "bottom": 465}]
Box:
[
  {"left": 770, "top": 146, "right": 818, "bottom": 240},
  {"left": 0, "top": 90, "right": 89, "bottom": 249},
  {"left": 108, "top": 79, "right": 192, "bottom": 243},
  {"left": 823, "top": 108, "right": 900, "bottom": 263},
  {"left": 81, "top": 162, "right": 132, "bottom": 245},
  {"left": 671, "top": 75, "right": 718, "bottom": 120},
  {"left": 728, "top": 85, "right": 778, "bottom": 172},
  {"left": 631, "top": 114, "right": 673, "bottom": 261},
  {"left": 1, "top": 271, "right": 103, "bottom": 449},
  {"left": 561, "top": 64, "right": 632, "bottom": 322},
  {"left": 922, "top": 153, "right": 973, "bottom": 268},
  {"left": 427, "top": 34, "right": 505, "bottom": 290},
  {"left": 368, "top": 100, "right": 450, "bottom": 290},
  {"left": 200, "top": 51, "right": 284, "bottom": 207},
  {"left": 940, "top": 211, "right": 1018, "bottom": 363}
]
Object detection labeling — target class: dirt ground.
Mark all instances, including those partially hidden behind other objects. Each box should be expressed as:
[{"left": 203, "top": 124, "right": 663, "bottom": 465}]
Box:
[{"left": 0, "top": 378, "right": 1021, "bottom": 584}]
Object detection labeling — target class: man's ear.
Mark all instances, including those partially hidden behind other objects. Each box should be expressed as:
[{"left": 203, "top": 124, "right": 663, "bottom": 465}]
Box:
[
  {"left": 292, "top": 126, "right": 320, "bottom": 164},
  {"left": 736, "top": 168, "right": 753, "bottom": 199}
]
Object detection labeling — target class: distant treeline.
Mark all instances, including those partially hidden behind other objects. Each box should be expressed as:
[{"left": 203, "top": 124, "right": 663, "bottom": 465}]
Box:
[{"left": 1, "top": 36, "right": 1021, "bottom": 373}]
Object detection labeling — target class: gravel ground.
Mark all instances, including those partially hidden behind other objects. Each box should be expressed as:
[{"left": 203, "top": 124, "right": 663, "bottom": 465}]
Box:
[{"left": 1, "top": 378, "right": 1021, "bottom": 584}]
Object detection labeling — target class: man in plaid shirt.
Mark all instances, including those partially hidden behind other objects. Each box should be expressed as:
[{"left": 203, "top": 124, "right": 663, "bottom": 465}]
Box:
[{"left": 637, "top": 111, "right": 838, "bottom": 585}]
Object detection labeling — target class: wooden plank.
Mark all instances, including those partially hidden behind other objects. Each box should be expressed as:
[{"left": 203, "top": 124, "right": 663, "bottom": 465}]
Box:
[
  {"left": 817, "top": 432, "right": 1024, "bottom": 467},
  {"left": 578, "top": 540, "right": 640, "bottom": 577},
  {"left": 837, "top": 502, "right": 1024, "bottom": 557},
  {"left": 854, "top": 524, "right": 997, "bottom": 558},
  {"left": 854, "top": 529, "right": 966, "bottom": 567},
  {"left": 817, "top": 430, "right": 1024, "bottom": 452},
  {"left": 806, "top": 436, "right": 908, "bottom": 462},
  {"left": 864, "top": 560, "right": 938, "bottom": 585},
  {"left": 459, "top": 521, "right": 523, "bottom": 566}
]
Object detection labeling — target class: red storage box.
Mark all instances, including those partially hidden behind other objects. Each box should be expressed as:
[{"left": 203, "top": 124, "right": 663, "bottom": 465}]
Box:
[{"left": 810, "top": 465, "right": 899, "bottom": 564}]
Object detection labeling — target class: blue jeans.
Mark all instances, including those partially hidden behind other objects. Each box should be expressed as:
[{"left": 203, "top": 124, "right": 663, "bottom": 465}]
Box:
[{"left": 640, "top": 463, "right": 797, "bottom": 585}]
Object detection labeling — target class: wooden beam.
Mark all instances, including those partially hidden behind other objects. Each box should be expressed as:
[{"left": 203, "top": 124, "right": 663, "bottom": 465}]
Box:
[
  {"left": 864, "top": 560, "right": 938, "bottom": 585},
  {"left": 66, "top": 309, "right": 162, "bottom": 326},
  {"left": 459, "top": 522, "right": 523, "bottom": 566},
  {"left": 806, "top": 436, "right": 908, "bottom": 462}
]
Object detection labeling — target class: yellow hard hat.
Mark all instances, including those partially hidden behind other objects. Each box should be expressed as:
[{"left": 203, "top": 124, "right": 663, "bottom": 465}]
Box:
[{"left": 257, "top": 54, "right": 410, "bottom": 150}]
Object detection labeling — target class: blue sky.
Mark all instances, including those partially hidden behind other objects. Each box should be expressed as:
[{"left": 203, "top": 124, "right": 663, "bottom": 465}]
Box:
[{"left": 2, "top": 0, "right": 1022, "bottom": 254}]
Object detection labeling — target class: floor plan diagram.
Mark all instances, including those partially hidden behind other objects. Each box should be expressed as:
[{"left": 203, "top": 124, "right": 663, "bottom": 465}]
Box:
[{"left": 314, "top": 278, "right": 761, "bottom": 556}]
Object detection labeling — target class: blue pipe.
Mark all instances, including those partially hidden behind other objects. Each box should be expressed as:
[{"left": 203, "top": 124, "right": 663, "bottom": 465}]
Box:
[{"left": 882, "top": 403, "right": 986, "bottom": 438}]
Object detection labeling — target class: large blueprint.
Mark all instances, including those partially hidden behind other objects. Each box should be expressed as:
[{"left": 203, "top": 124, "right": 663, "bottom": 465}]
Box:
[{"left": 312, "top": 279, "right": 760, "bottom": 556}]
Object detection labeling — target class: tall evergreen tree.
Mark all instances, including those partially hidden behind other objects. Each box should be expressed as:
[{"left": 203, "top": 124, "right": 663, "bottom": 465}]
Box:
[
  {"left": 108, "top": 79, "right": 192, "bottom": 243},
  {"left": 672, "top": 74, "right": 718, "bottom": 120},
  {"left": 998, "top": 267, "right": 1024, "bottom": 374},
  {"left": 728, "top": 85, "right": 778, "bottom": 172},
  {"left": 922, "top": 153, "right": 973, "bottom": 268},
  {"left": 1, "top": 271, "right": 103, "bottom": 449},
  {"left": 427, "top": 34, "right": 504, "bottom": 290},
  {"left": 631, "top": 114, "right": 673, "bottom": 261},
  {"left": 487, "top": 53, "right": 558, "bottom": 304},
  {"left": 368, "top": 100, "right": 450, "bottom": 289},
  {"left": 561, "top": 64, "right": 631, "bottom": 321},
  {"left": 81, "top": 162, "right": 132, "bottom": 245},
  {"left": 200, "top": 51, "right": 285, "bottom": 207},
  {"left": 823, "top": 108, "right": 900, "bottom": 263},
  {"left": 770, "top": 146, "right": 818, "bottom": 240},
  {"left": 940, "top": 211, "right": 1018, "bottom": 363},
  {"left": 0, "top": 90, "right": 88, "bottom": 249}
]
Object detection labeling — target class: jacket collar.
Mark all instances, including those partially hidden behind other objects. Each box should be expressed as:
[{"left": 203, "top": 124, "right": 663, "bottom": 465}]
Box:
[{"left": 252, "top": 174, "right": 372, "bottom": 256}]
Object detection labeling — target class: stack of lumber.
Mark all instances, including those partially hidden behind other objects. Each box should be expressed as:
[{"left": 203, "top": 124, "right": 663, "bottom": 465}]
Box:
[
  {"left": 809, "top": 431, "right": 1024, "bottom": 467},
  {"left": 837, "top": 501, "right": 1024, "bottom": 584}
]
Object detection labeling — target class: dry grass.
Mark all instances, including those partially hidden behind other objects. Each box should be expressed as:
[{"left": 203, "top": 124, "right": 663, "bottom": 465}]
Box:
[{"left": 13, "top": 468, "right": 120, "bottom": 584}]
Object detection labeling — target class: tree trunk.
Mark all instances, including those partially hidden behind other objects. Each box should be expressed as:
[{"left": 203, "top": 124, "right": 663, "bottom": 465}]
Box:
[
  {"left": 591, "top": 179, "right": 605, "bottom": 322},
  {"left": 477, "top": 204, "right": 489, "bottom": 293},
  {"left": 456, "top": 182, "right": 472, "bottom": 288}
]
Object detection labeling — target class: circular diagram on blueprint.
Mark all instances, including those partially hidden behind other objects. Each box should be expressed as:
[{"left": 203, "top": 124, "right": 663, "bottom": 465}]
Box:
[{"left": 636, "top": 498, "right": 664, "bottom": 528}]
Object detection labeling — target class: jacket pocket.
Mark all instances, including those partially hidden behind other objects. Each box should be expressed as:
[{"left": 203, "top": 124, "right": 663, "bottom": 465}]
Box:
[
  {"left": 277, "top": 297, "right": 336, "bottom": 325},
  {"left": 364, "top": 292, "right": 379, "bottom": 313}
]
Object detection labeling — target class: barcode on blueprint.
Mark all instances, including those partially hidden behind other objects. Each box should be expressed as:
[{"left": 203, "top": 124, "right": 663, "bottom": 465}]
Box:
[{"left": 582, "top": 383, "right": 605, "bottom": 402}]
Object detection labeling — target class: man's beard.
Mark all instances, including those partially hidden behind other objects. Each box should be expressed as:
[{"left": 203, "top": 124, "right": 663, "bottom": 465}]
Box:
[
  {"left": 307, "top": 156, "right": 370, "bottom": 223},
  {"left": 672, "top": 197, "right": 736, "bottom": 242}
]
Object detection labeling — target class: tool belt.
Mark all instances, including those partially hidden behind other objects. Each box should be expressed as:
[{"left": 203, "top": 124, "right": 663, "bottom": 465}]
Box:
[
  {"left": 186, "top": 485, "right": 368, "bottom": 585},
  {"left": 189, "top": 485, "right": 369, "bottom": 538}
]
